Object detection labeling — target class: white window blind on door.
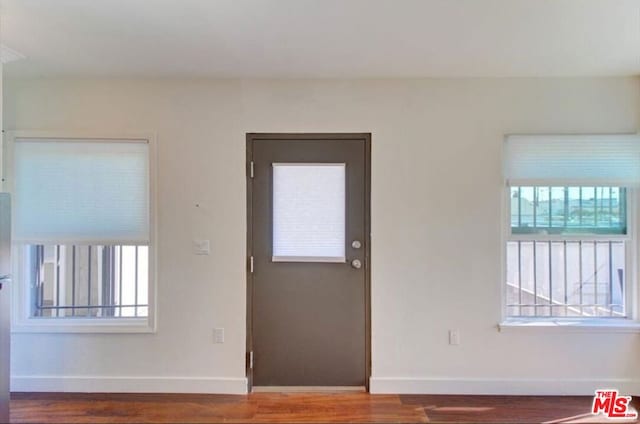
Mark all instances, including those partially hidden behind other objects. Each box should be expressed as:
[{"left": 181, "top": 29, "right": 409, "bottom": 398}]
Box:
[
  {"left": 272, "top": 163, "right": 346, "bottom": 262},
  {"left": 504, "top": 134, "right": 640, "bottom": 186},
  {"left": 13, "top": 138, "right": 150, "bottom": 243}
]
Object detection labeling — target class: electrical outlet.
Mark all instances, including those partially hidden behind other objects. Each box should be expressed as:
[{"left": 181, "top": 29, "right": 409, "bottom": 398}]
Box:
[
  {"left": 193, "top": 240, "right": 210, "bottom": 255},
  {"left": 213, "top": 328, "right": 224, "bottom": 344},
  {"left": 449, "top": 329, "right": 460, "bottom": 345}
]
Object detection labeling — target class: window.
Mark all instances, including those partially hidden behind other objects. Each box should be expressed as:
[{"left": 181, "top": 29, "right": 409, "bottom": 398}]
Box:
[
  {"left": 503, "top": 134, "right": 640, "bottom": 321},
  {"left": 507, "top": 186, "right": 627, "bottom": 318},
  {"left": 7, "top": 134, "right": 154, "bottom": 332}
]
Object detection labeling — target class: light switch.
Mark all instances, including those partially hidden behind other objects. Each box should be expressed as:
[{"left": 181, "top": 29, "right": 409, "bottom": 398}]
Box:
[
  {"left": 213, "top": 328, "right": 224, "bottom": 344},
  {"left": 193, "top": 240, "right": 210, "bottom": 255},
  {"left": 449, "top": 329, "right": 460, "bottom": 346}
]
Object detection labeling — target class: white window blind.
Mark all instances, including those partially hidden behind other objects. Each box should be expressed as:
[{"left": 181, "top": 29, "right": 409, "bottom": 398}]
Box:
[
  {"left": 13, "top": 138, "right": 150, "bottom": 244},
  {"left": 272, "top": 163, "right": 346, "bottom": 262},
  {"left": 504, "top": 134, "right": 640, "bottom": 186}
]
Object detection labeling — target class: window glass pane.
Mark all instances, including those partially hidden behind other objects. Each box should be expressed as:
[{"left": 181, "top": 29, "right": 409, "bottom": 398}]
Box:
[
  {"left": 534, "top": 241, "right": 550, "bottom": 315},
  {"left": 582, "top": 187, "right": 597, "bottom": 228},
  {"left": 550, "top": 187, "right": 565, "bottom": 227},
  {"left": 567, "top": 187, "right": 581, "bottom": 228},
  {"left": 510, "top": 187, "right": 519, "bottom": 227},
  {"left": 25, "top": 244, "right": 149, "bottom": 318},
  {"left": 535, "top": 187, "right": 549, "bottom": 228},
  {"left": 519, "top": 187, "right": 535, "bottom": 228},
  {"left": 511, "top": 186, "right": 626, "bottom": 235},
  {"left": 272, "top": 163, "right": 346, "bottom": 262}
]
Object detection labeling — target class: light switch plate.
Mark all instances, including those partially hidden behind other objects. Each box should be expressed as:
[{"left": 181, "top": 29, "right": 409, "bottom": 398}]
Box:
[
  {"left": 449, "top": 329, "right": 460, "bottom": 345},
  {"left": 193, "top": 240, "right": 210, "bottom": 255},
  {"left": 213, "top": 328, "right": 224, "bottom": 344}
]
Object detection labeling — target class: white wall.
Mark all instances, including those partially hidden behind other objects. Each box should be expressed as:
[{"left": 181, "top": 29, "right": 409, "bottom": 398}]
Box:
[{"left": 3, "top": 77, "right": 640, "bottom": 395}]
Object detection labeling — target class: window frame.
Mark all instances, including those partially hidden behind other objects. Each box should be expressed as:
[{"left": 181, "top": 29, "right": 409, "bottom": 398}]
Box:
[
  {"left": 501, "top": 183, "right": 639, "bottom": 326},
  {"left": 2, "top": 131, "right": 157, "bottom": 333}
]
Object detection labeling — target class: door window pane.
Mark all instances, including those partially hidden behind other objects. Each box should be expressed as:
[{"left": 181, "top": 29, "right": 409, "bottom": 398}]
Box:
[{"left": 272, "top": 163, "right": 346, "bottom": 262}]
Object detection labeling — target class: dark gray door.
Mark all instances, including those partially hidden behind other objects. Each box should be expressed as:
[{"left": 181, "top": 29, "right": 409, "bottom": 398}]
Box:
[
  {"left": 247, "top": 133, "right": 370, "bottom": 388},
  {"left": 0, "top": 194, "right": 11, "bottom": 422}
]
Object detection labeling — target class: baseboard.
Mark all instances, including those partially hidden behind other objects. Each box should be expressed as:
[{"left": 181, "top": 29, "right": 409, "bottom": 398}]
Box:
[
  {"left": 13, "top": 375, "right": 639, "bottom": 396},
  {"left": 370, "top": 377, "right": 640, "bottom": 396},
  {"left": 11, "top": 375, "right": 248, "bottom": 394}
]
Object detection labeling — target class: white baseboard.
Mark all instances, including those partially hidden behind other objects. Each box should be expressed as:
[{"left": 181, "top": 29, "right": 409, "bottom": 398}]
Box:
[
  {"left": 11, "top": 375, "right": 248, "bottom": 394},
  {"left": 370, "top": 377, "right": 640, "bottom": 396},
  {"left": 13, "top": 375, "right": 639, "bottom": 396}
]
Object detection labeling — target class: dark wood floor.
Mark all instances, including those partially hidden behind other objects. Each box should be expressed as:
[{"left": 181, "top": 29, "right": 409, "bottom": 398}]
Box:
[{"left": 9, "top": 392, "right": 640, "bottom": 423}]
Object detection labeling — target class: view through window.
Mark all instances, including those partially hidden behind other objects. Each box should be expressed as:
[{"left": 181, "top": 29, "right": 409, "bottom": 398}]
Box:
[
  {"left": 25, "top": 245, "right": 149, "bottom": 318},
  {"left": 506, "top": 186, "right": 627, "bottom": 318}
]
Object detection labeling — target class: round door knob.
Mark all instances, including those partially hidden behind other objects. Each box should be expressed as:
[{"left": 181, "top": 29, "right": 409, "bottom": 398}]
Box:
[
  {"left": 351, "top": 240, "right": 362, "bottom": 249},
  {"left": 351, "top": 259, "right": 362, "bottom": 269}
]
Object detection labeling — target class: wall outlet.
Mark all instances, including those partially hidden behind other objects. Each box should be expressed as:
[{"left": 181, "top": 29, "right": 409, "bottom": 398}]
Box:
[
  {"left": 449, "top": 329, "right": 460, "bottom": 345},
  {"left": 213, "top": 328, "right": 225, "bottom": 344},
  {"left": 193, "top": 240, "right": 210, "bottom": 255}
]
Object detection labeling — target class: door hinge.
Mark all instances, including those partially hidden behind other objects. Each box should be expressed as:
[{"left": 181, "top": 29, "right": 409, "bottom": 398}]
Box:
[
  {"left": 249, "top": 351, "right": 254, "bottom": 368},
  {"left": 249, "top": 161, "right": 254, "bottom": 178},
  {"left": 249, "top": 256, "right": 254, "bottom": 273}
]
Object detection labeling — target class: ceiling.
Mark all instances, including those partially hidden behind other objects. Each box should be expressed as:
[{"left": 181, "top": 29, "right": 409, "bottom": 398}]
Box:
[{"left": 2, "top": 0, "right": 640, "bottom": 78}]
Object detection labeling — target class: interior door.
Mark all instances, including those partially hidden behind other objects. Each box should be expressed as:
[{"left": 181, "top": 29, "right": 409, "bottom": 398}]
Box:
[
  {"left": 0, "top": 194, "right": 11, "bottom": 422},
  {"left": 247, "top": 133, "right": 370, "bottom": 388}
]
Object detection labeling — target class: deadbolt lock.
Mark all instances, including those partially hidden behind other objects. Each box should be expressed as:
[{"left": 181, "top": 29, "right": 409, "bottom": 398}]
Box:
[
  {"left": 351, "top": 259, "right": 362, "bottom": 269},
  {"left": 351, "top": 240, "right": 362, "bottom": 249}
]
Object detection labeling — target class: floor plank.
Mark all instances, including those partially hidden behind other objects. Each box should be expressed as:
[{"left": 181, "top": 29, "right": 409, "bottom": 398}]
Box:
[
  {"left": 9, "top": 392, "right": 639, "bottom": 423},
  {"left": 401, "top": 394, "right": 639, "bottom": 423}
]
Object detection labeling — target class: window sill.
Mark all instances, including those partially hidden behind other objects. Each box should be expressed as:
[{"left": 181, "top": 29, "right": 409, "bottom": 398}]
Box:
[
  {"left": 498, "top": 319, "right": 640, "bottom": 334},
  {"left": 11, "top": 317, "right": 155, "bottom": 334}
]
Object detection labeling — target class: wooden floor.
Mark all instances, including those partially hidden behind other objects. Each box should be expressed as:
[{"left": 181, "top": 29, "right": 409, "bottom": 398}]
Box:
[{"left": 9, "top": 392, "right": 639, "bottom": 423}]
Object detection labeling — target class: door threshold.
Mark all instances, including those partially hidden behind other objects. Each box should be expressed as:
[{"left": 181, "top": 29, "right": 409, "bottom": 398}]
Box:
[{"left": 252, "top": 386, "right": 366, "bottom": 393}]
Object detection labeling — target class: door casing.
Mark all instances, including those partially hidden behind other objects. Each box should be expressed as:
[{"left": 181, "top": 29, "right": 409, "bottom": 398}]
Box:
[{"left": 245, "top": 132, "right": 371, "bottom": 392}]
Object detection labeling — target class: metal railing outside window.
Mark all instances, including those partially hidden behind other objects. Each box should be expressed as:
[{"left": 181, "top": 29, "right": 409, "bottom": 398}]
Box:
[
  {"left": 506, "top": 186, "right": 628, "bottom": 318},
  {"left": 29, "top": 244, "right": 149, "bottom": 318},
  {"left": 506, "top": 240, "right": 625, "bottom": 317}
]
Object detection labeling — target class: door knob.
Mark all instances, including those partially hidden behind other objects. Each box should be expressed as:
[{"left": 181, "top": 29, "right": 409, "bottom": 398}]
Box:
[
  {"left": 351, "top": 259, "right": 362, "bottom": 269},
  {"left": 351, "top": 240, "right": 362, "bottom": 249},
  {"left": 0, "top": 275, "right": 10, "bottom": 291}
]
